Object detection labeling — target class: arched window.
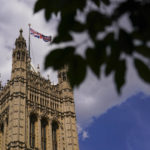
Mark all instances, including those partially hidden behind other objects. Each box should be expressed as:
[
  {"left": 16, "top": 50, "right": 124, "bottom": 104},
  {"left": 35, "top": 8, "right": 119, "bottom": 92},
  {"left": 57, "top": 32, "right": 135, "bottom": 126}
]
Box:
[
  {"left": 58, "top": 72, "right": 61, "bottom": 78},
  {"left": 0, "top": 123, "right": 4, "bottom": 133},
  {"left": 18, "top": 43, "right": 21, "bottom": 48},
  {"left": 30, "top": 114, "right": 37, "bottom": 148},
  {"left": 0, "top": 123, "right": 3, "bottom": 150},
  {"left": 62, "top": 72, "right": 67, "bottom": 81},
  {"left": 17, "top": 51, "right": 20, "bottom": 60},
  {"left": 21, "top": 52, "right": 25, "bottom": 61},
  {"left": 41, "top": 118, "right": 48, "bottom": 150},
  {"left": 52, "top": 121, "right": 58, "bottom": 150}
]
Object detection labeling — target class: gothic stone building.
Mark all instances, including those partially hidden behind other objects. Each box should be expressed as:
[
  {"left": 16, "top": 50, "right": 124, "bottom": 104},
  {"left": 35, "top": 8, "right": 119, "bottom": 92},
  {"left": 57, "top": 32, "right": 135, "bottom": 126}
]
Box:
[{"left": 0, "top": 30, "right": 79, "bottom": 150}]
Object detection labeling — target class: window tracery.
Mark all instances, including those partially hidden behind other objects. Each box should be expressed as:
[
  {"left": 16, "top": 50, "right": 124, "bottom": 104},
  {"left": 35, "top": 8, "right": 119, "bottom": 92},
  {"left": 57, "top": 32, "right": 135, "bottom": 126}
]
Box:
[
  {"left": 30, "top": 114, "right": 37, "bottom": 148},
  {"left": 41, "top": 118, "right": 48, "bottom": 150},
  {"left": 17, "top": 51, "right": 20, "bottom": 60},
  {"left": 52, "top": 121, "right": 58, "bottom": 150}
]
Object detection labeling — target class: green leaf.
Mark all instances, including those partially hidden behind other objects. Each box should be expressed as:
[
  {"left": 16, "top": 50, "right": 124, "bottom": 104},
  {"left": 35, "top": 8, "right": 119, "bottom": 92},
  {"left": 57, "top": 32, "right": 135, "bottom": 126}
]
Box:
[
  {"left": 134, "top": 58, "right": 150, "bottom": 83},
  {"left": 135, "top": 45, "right": 150, "bottom": 58},
  {"left": 114, "top": 59, "right": 126, "bottom": 94},
  {"left": 68, "top": 55, "right": 86, "bottom": 87},
  {"left": 45, "top": 47, "right": 75, "bottom": 70}
]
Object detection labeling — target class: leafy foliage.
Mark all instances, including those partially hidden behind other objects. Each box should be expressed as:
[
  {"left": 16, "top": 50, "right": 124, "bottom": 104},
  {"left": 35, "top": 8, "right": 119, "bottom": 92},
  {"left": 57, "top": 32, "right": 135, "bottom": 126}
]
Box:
[{"left": 34, "top": 0, "right": 150, "bottom": 94}]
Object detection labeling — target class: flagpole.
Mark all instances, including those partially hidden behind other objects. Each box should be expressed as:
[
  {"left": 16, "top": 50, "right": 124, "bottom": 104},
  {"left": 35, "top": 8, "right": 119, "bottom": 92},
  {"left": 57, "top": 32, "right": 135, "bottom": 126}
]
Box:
[{"left": 28, "top": 24, "right": 31, "bottom": 58}]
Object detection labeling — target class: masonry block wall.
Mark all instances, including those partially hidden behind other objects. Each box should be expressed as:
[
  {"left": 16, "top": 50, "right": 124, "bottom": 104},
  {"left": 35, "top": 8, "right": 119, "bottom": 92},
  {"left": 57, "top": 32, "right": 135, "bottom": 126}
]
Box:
[{"left": 0, "top": 30, "right": 79, "bottom": 150}]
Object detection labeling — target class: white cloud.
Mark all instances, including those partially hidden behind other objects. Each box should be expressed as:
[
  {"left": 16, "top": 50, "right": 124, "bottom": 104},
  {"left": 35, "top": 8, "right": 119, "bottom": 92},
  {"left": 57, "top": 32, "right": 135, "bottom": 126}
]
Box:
[
  {"left": 0, "top": 0, "right": 59, "bottom": 83},
  {"left": 82, "top": 131, "right": 89, "bottom": 140},
  {"left": 77, "top": 124, "right": 83, "bottom": 134},
  {"left": 0, "top": 0, "right": 150, "bottom": 134},
  {"left": 75, "top": 58, "right": 150, "bottom": 128},
  {"left": 77, "top": 124, "right": 89, "bottom": 140}
]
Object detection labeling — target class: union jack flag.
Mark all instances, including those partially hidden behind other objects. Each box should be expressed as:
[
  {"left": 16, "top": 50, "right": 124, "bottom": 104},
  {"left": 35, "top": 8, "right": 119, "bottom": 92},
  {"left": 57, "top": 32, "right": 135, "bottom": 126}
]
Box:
[{"left": 30, "top": 28, "right": 52, "bottom": 42}]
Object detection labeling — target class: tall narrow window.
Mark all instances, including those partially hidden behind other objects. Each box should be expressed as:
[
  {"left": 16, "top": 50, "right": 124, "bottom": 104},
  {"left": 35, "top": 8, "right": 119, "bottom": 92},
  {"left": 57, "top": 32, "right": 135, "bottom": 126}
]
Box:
[
  {"left": 0, "top": 123, "right": 4, "bottom": 133},
  {"left": 17, "top": 51, "right": 20, "bottom": 60},
  {"left": 30, "top": 114, "right": 37, "bottom": 148},
  {"left": 52, "top": 121, "right": 58, "bottom": 150},
  {"left": 41, "top": 119, "right": 47, "bottom": 150},
  {"left": 21, "top": 52, "right": 25, "bottom": 61},
  {"left": 0, "top": 123, "right": 4, "bottom": 149}
]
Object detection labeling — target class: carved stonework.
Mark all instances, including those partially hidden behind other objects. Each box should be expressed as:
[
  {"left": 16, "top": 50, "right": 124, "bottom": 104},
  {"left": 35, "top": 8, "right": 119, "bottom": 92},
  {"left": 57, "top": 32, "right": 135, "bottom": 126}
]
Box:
[{"left": 0, "top": 29, "right": 79, "bottom": 150}]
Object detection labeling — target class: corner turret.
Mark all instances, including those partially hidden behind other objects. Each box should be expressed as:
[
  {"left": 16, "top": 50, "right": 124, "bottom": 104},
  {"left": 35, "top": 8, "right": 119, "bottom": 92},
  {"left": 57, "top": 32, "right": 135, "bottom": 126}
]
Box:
[
  {"left": 11, "top": 29, "right": 29, "bottom": 79},
  {"left": 58, "top": 65, "right": 72, "bottom": 96}
]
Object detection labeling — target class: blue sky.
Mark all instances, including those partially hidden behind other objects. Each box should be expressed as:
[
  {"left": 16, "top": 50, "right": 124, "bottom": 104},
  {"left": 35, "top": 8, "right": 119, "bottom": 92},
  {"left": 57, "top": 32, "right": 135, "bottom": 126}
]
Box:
[{"left": 79, "top": 92, "right": 150, "bottom": 150}]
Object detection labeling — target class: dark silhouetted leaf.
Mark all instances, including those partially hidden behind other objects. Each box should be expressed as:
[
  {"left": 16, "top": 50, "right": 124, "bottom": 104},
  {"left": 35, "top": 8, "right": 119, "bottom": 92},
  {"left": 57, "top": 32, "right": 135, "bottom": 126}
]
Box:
[
  {"left": 34, "top": 0, "right": 150, "bottom": 94},
  {"left": 53, "top": 14, "right": 85, "bottom": 43},
  {"left": 135, "top": 45, "right": 150, "bottom": 58},
  {"left": 86, "top": 48, "right": 101, "bottom": 77},
  {"left": 45, "top": 47, "right": 75, "bottom": 70},
  {"left": 34, "top": 0, "right": 87, "bottom": 21},
  {"left": 119, "top": 29, "right": 134, "bottom": 55},
  {"left": 113, "top": 0, "right": 140, "bottom": 20},
  {"left": 92, "top": 0, "right": 100, "bottom": 6},
  {"left": 53, "top": 33, "right": 72, "bottom": 43},
  {"left": 67, "top": 55, "right": 86, "bottom": 87},
  {"left": 86, "top": 11, "right": 111, "bottom": 40},
  {"left": 34, "top": 0, "right": 44, "bottom": 13},
  {"left": 102, "top": 0, "right": 110, "bottom": 5},
  {"left": 71, "top": 21, "right": 85, "bottom": 32},
  {"left": 130, "top": 3, "right": 150, "bottom": 31},
  {"left": 86, "top": 40, "right": 107, "bottom": 77},
  {"left": 134, "top": 58, "right": 150, "bottom": 83},
  {"left": 57, "top": 13, "right": 75, "bottom": 37},
  {"left": 103, "top": 32, "right": 114, "bottom": 44},
  {"left": 45, "top": 10, "right": 51, "bottom": 21},
  {"left": 114, "top": 59, "right": 126, "bottom": 94},
  {"left": 105, "top": 41, "right": 121, "bottom": 76}
]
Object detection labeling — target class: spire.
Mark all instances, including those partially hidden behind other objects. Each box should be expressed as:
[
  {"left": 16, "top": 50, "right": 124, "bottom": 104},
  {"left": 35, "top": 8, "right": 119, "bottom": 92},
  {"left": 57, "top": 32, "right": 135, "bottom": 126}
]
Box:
[
  {"left": 11, "top": 29, "right": 28, "bottom": 79},
  {"left": 15, "top": 29, "right": 26, "bottom": 49},
  {"left": 20, "top": 29, "right": 23, "bottom": 37}
]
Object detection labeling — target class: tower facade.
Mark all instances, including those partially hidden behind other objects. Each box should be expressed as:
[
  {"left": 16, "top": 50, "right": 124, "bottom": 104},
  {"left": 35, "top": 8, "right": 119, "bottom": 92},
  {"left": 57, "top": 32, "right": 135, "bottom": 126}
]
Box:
[{"left": 0, "top": 30, "right": 79, "bottom": 150}]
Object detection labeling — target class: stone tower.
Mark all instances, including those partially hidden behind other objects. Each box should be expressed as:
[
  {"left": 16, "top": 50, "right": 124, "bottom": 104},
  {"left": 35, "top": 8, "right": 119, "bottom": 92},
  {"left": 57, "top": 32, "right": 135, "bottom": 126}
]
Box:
[{"left": 0, "top": 30, "right": 79, "bottom": 150}]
